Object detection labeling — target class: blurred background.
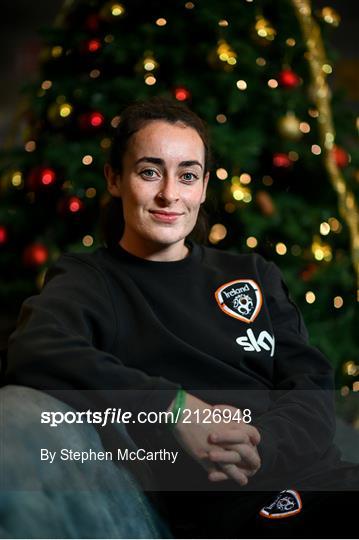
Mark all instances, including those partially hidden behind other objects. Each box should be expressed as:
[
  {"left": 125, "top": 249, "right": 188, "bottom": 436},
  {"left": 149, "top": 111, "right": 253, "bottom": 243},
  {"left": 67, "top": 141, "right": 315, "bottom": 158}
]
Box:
[{"left": 1, "top": 0, "right": 357, "bottom": 142}]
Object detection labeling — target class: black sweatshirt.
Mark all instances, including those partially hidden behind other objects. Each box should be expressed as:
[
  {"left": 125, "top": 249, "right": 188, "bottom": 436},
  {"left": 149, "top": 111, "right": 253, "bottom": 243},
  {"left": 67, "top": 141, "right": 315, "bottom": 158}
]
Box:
[{"left": 5, "top": 240, "right": 343, "bottom": 489}]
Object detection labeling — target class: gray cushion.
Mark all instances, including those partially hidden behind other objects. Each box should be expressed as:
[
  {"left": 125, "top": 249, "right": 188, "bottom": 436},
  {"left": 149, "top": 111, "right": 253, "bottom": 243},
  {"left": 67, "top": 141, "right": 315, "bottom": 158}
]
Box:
[{"left": 0, "top": 385, "right": 170, "bottom": 538}]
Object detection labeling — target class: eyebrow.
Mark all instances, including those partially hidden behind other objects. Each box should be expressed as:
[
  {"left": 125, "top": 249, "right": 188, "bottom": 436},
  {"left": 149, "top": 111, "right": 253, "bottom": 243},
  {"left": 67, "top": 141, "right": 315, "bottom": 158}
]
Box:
[{"left": 135, "top": 157, "right": 203, "bottom": 169}]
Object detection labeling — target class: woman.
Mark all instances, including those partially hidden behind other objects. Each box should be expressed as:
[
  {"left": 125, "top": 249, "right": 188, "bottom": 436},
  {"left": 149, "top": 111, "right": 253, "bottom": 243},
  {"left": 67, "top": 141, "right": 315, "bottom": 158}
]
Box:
[{"left": 6, "top": 97, "right": 358, "bottom": 538}]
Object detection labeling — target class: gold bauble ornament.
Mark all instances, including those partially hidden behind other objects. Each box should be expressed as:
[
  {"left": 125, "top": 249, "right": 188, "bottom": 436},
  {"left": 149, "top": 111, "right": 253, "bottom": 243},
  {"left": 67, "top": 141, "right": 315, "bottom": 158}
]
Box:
[
  {"left": 252, "top": 15, "right": 276, "bottom": 46},
  {"left": 311, "top": 235, "right": 333, "bottom": 262},
  {"left": 216, "top": 40, "right": 237, "bottom": 66},
  {"left": 207, "top": 43, "right": 235, "bottom": 71},
  {"left": 255, "top": 16, "right": 276, "bottom": 40},
  {"left": 47, "top": 102, "right": 73, "bottom": 126},
  {"left": 100, "top": 2, "right": 126, "bottom": 22},
  {"left": 135, "top": 51, "right": 159, "bottom": 75},
  {"left": 277, "top": 112, "right": 302, "bottom": 140},
  {"left": 317, "top": 7, "right": 341, "bottom": 27}
]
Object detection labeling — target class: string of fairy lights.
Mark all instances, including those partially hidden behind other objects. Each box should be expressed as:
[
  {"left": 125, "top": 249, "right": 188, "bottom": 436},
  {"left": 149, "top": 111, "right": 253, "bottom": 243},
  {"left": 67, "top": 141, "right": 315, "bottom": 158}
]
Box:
[
  {"left": 292, "top": 0, "right": 359, "bottom": 303},
  {"left": 1, "top": 1, "right": 358, "bottom": 393}
]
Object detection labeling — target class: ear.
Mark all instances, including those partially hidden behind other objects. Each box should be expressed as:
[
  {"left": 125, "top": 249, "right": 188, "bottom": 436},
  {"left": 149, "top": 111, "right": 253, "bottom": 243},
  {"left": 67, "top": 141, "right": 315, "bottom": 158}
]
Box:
[
  {"left": 104, "top": 163, "right": 121, "bottom": 198},
  {"left": 200, "top": 171, "right": 210, "bottom": 204}
]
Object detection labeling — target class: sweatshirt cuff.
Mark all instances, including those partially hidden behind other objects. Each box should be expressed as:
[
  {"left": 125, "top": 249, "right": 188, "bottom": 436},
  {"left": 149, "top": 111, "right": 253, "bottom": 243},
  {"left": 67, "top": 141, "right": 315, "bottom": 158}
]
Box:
[{"left": 139, "top": 382, "right": 181, "bottom": 418}]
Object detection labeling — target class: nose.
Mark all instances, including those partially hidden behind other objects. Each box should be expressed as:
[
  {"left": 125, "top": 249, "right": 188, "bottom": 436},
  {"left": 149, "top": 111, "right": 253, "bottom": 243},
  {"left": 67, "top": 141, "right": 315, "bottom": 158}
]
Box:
[{"left": 156, "top": 176, "right": 180, "bottom": 204}]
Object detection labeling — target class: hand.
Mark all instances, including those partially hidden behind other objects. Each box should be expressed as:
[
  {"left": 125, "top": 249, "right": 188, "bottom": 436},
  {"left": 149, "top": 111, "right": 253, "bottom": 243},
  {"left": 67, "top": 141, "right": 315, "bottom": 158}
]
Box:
[
  {"left": 207, "top": 404, "right": 262, "bottom": 484},
  {"left": 168, "top": 394, "right": 260, "bottom": 486},
  {"left": 207, "top": 434, "right": 261, "bottom": 484}
]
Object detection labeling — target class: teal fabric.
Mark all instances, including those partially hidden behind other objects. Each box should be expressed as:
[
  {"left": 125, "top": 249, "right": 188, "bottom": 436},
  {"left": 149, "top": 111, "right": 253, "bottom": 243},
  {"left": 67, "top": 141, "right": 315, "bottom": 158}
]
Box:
[{"left": 0, "top": 385, "right": 171, "bottom": 538}]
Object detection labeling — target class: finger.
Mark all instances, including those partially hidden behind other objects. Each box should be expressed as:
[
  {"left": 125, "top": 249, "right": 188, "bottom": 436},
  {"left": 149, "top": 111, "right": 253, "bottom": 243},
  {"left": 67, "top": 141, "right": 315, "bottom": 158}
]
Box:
[
  {"left": 208, "top": 470, "right": 229, "bottom": 482},
  {"left": 209, "top": 425, "right": 260, "bottom": 446},
  {"left": 209, "top": 430, "right": 249, "bottom": 445},
  {"left": 227, "top": 444, "right": 261, "bottom": 471},
  {"left": 208, "top": 448, "right": 242, "bottom": 464},
  {"left": 230, "top": 465, "right": 257, "bottom": 478},
  {"left": 219, "top": 464, "right": 248, "bottom": 486},
  {"left": 208, "top": 445, "right": 261, "bottom": 475},
  {"left": 209, "top": 443, "right": 261, "bottom": 472},
  {"left": 225, "top": 444, "right": 261, "bottom": 472},
  {"left": 234, "top": 424, "right": 260, "bottom": 445},
  {"left": 201, "top": 458, "right": 230, "bottom": 478},
  {"left": 205, "top": 460, "right": 230, "bottom": 482}
]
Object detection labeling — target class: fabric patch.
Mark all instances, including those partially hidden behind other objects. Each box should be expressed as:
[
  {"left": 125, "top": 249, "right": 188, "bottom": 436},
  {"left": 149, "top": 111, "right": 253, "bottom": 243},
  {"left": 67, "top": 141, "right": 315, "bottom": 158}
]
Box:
[
  {"left": 214, "top": 279, "right": 262, "bottom": 323},
  {"left": 259, "top": 490, "right": 302, "bottom": 519}
]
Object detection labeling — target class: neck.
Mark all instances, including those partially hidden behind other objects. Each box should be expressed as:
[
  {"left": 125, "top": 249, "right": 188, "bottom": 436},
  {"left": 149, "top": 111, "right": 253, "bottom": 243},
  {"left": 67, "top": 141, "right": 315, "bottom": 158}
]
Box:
[{"left": 118, "top": 237, "right": 190, "bottom": 262}]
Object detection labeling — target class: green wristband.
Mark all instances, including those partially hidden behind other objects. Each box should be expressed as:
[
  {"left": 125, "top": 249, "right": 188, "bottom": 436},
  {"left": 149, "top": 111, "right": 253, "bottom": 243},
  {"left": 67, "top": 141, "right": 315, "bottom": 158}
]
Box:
[{"left": 168, "top": 388, "right": 186, "bottom": 430}]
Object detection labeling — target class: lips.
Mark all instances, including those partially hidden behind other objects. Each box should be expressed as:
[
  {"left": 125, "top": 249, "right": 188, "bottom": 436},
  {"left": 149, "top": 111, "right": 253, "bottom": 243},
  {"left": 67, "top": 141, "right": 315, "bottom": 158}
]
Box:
[
  {"left": 149, "top": 210, "right": 183, "bottom": 223},
  {"left": 149, "top": 210, "right": 183, "bottom": 216}
]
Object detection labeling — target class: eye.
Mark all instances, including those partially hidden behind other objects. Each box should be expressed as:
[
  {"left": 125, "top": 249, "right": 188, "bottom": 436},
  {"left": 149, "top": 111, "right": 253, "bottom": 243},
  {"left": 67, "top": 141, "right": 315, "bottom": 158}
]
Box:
[
  {"left": 182, "top": 172, "right": 199, "bottom": 183},
  {"left": 140, "top": 169, "right": 159, "bottom": 179}
]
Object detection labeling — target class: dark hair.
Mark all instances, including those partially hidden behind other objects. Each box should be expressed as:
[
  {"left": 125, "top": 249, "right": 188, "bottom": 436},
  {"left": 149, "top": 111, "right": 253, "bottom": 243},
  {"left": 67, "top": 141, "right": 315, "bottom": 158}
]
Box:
[{"left": 101, "top": 96, "right": 212, "bottom": 248}]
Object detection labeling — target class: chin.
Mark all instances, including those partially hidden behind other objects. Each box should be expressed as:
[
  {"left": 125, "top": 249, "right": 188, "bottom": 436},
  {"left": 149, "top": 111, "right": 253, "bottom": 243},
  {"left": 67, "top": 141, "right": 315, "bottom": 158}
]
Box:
[
  {"left": 151, "top": 236, "right": 184, "bottom": 247},
  {"left": 147, "top": 226, "right": 184, "bottom": 240},
  {"left": 147, "top": 231, "right": 187, "bottom": 247}
]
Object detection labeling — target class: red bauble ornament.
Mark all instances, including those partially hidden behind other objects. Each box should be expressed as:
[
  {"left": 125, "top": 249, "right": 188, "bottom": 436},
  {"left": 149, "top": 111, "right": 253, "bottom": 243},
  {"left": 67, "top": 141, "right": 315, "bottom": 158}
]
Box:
[
  {"left": 273, "top": 153, "right": 292, "bottom": 168},
  {"left": 79, "top": 111, "right": 105, "bottom": 130},
  {"left": 58, "top": 196, "right": 84, "bottom": 214},
  {"left": 174, "top": 87, "right": 191, "bottom": 101},
  {"left": 27, "top": 167, "right": 57, "bottom": 190},
  {"left": 332, "top": 145, "right": 349, "bottom": 168},
  {"left": 68, "top": 196, "right": 84, "bottom": 213},
  {"left": 40, "top": 168, "right": 56, "bottom": 186},
  {"left": 23, "top": 243, "right": 49, "bottom": 267},
  {"left": 278, "top": 69, "right": 301, "bottom": 89},
  {"left": 89, "top": 111, "right": 105, "bottom": 127},
  {"left": 87, "top": 38, "right": 102, "bottom": 53},
  {"left": 0, "top": 226, "right": 8, "bottom": 244}
]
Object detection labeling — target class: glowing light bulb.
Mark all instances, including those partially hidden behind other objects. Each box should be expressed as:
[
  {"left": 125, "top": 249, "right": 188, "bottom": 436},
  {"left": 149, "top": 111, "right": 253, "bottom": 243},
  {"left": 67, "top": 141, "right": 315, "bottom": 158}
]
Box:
[
  {"left": 236, "top": 80, "right": 247, "bottom": 90},
  {"left": 112, "top": 4, "right": 125, "bottom": 16},
  {"left": 59, "top": 103, "right": 73, "bottom": 118},
  {"left": 82, "top": 155, "right": 93, "bottom": 165},
  {"left": 216, "top": 168, "right": 228, "bottom": 180},
  {"left": 305, "top": 291, "right": 316, "bottom": 304}
]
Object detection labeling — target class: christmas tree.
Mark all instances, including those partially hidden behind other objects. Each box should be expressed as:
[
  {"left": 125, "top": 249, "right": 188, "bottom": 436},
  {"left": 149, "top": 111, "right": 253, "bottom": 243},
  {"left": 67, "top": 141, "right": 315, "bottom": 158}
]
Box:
[{"left": 0, "top": 0, "right": 358, "bottom": 411}]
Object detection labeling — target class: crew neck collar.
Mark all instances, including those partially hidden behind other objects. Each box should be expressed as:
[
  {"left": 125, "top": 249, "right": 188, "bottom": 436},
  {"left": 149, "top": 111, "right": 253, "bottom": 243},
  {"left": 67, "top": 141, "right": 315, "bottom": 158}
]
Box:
[{"left": 108, "top": 239, "right": 201, "bottom": 269}]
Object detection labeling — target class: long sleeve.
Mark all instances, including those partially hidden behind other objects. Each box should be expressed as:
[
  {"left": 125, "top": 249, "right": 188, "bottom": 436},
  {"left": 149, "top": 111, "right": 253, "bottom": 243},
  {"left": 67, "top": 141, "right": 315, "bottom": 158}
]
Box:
[
  {"left": 5, "top": 254, "right": 180, "bottom": 417},
  {"left": 254, "top": 260, "right": 337, "bottom": 484}
]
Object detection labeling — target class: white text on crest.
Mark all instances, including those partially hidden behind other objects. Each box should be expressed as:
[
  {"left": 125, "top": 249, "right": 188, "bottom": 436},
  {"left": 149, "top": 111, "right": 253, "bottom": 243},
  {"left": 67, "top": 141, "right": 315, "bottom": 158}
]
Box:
[
  {"left": 223, "top": 284, "right": 250, "bottom": 298},
  {"left": 236, "top": 329, "right": 275, "bottom": 357}
]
